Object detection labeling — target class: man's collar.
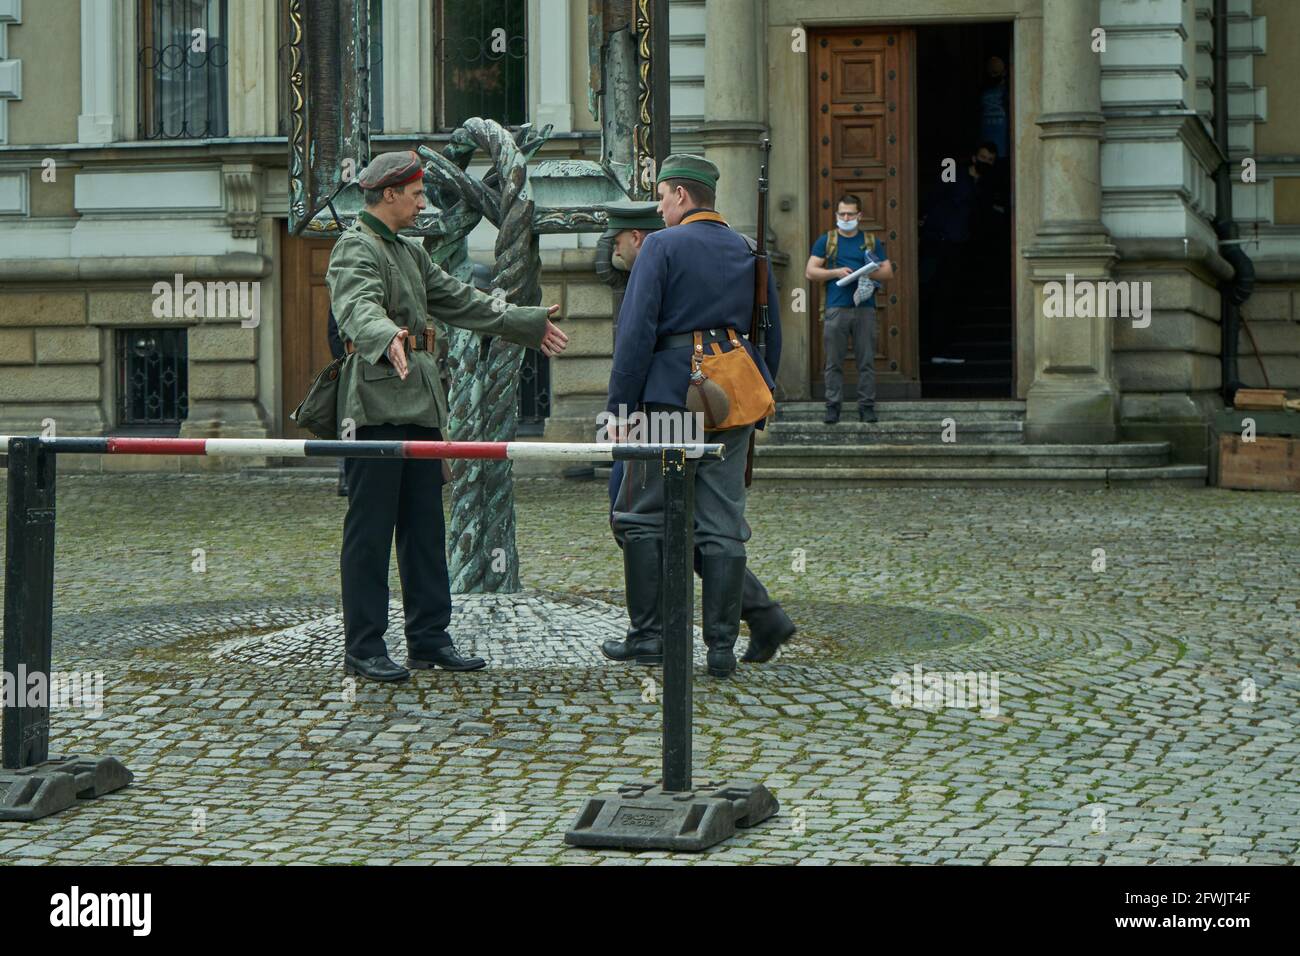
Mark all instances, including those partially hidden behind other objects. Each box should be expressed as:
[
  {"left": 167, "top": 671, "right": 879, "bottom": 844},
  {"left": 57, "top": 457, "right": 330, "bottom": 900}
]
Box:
[{"left": 358, "top": 210, "right": 398, "bottom": 242}]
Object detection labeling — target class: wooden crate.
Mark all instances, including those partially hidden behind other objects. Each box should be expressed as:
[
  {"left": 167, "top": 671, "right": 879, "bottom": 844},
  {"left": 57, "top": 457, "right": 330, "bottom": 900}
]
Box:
[
  {"left": 1233, "top": 388, "right": 1288, "bottom": 410},
  {"left": 1218, "top": 434, "right": 1300, "bottom": 492}
]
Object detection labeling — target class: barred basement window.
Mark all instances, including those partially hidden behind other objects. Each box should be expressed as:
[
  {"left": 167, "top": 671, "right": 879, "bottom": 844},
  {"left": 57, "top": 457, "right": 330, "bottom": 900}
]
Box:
[
  {"left": 116, "top": 330, "right": 190, "bottom": 430},
  {"left": 517, "top": 350, "right": 551, "bottom": 435},
  {"left": 436, "top": 0, "right": 527, "bottom": 131},
  {"left": 138, "top": 0, "right": 229, "bottom": 139}
]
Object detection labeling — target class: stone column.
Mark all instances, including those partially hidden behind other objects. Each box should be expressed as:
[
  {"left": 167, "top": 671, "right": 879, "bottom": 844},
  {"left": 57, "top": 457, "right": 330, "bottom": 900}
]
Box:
[
  {"left": 384, "top": 0, "right": 435, "bottom": 133},
  {"left": 700, "top": 0, "right": 766, "bottom": 237},
  {"left": 226, "top": 0, "right": 279, "bottom": 137},
  {"left": 531, "top": 0, "right": 573, "bottom": 133},
  {"left": 1023, "top": 0, "right": 1119, "bottom": 444},
  {"left": 78, "top": 0, "right": 118, "bottom": 143}
]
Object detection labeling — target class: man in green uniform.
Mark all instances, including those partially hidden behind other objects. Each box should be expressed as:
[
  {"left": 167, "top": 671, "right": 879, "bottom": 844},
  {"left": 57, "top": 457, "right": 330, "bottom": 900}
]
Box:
[
  {"left": 327, "top": 150, "right": 569, "bottom": 683},
  {"left": 599, "top": 199, "right": 796, "bottom": 668}
]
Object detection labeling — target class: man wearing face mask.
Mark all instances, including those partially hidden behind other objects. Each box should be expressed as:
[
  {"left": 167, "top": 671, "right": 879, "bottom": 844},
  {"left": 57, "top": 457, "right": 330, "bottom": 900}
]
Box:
[
  {"left": 806, "top": 195, "right": 896, "bottom": 424},
  {"left": 599, "top": 199, "right": 796, "bottom": 668}
]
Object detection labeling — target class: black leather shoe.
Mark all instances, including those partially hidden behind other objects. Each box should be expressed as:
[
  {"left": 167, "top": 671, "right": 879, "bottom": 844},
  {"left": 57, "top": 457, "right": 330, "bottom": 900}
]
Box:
[
  {"left": 344, "top": 654, "right": 410, "bottom": 683},
  {"left": 407, "top": 646, "right": 487, "bottom": 671},
  {"left": 823, "top": 403, "right": 841, "bottom": 425},
  {"left": 603, "top": 538, "right": 665, "bottom": 665},
  {"left": 858, "top": 405, "right": 878, "bottom": 423}
]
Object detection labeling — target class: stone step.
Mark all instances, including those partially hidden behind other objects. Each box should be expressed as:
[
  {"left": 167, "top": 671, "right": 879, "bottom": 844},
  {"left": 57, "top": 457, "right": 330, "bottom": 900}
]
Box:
[
  {"left": 776, "top": 400, "right": 1026, "bottom": 424},
  {"left": 764, "top": 420, "right": 1025, "bottom": 445},
  {"left": 918, "top": 382, "right": 1016, "bottom": 400},
  {"left": 755, "top": 442, "right": 1172, "bottom": 470},
  {"left": 751, "top": 464, "right": 1208, "bottom": 488},
  {"left": 923, "top": 357, "right": 1014, "bottom": 380},
  {"left": 932, "top": 342, "right": 1013, "bottom": 359}
]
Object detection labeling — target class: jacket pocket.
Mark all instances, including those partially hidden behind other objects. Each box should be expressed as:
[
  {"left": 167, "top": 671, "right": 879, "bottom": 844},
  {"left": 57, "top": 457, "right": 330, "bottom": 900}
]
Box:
[{"left": 361, "top": 361, "right": 401, "bottom": 382}]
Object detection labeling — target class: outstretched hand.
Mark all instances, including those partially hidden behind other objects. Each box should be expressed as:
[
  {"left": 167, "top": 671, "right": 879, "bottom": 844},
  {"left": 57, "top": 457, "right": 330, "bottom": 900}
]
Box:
[{"left": 540, "top": 304, "right": 568, "bottom": 357}]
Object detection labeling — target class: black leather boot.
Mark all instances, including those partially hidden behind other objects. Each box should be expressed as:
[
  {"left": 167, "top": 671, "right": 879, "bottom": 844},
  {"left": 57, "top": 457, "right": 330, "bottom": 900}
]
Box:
[
  {"left": 740, "top": 569, "right": 796, "bottom": 663},
  {"left": 700, "top": 555, "right": 746, "bottom": 678},
  {"left": 602, "top": 538, "right": 664, "bottom": 664},
  {"left": 823, "top": 402, "right": 841, "bottom": 425}
]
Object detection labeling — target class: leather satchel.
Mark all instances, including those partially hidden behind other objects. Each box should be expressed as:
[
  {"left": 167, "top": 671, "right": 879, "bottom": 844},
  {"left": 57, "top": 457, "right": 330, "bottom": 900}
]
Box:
[
  {"left": 685, "top": 329, "right": 775, "bottom": 431},
  {"left": 290, "top": 354, "right": 348, "bottom": 439}
]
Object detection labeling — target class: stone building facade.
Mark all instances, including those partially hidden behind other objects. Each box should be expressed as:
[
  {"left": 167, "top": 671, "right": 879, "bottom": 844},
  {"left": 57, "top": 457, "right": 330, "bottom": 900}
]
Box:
[{"left": 0, "top": 0, "right": 1296, "bottom": 473}]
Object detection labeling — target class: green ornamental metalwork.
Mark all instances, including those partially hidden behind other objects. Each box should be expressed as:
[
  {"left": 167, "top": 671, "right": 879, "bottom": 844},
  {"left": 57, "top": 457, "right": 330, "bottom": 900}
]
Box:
[{"left": 288, "top": 0, "right": 671, "bottom": 593}]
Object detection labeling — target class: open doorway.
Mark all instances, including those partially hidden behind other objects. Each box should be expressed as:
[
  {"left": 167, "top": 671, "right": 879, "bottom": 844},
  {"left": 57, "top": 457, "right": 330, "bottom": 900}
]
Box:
[{"left": 915, "top": 22, "right": 1014, "bottom": 398}]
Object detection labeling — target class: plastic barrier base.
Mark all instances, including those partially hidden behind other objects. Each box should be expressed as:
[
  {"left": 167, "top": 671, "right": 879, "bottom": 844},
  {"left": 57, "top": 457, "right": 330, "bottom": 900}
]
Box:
[
  {"left": 0, "top": 756, "right": 133, "bottom": 822},
  {"left": 564, "top": 778, "right": 778, "bottom": 851}
]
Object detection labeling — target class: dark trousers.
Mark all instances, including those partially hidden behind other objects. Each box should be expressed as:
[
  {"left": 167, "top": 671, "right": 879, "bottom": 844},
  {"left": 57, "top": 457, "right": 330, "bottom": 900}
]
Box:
[
  {"left": 341, "top": 423, "right": 452, "bottom": 660},
  {"left": 823, "top": 306, "right": 877, "bottom": 408}
]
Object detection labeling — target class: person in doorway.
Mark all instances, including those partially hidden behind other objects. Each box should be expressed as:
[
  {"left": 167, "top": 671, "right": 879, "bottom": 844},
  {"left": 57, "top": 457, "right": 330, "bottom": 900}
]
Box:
[
  {"left": 979, "top": 55, "right": 1010, "bottom": 160},
  {"left": 805, "top": 194, "right": 895, "bottom": 424},
  {"left": 918, "top": 142, "right": 998, "bottom": 361}
]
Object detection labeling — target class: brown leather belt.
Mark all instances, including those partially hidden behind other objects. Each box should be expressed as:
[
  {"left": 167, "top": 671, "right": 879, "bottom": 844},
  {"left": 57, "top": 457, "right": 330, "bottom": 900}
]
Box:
[{"left": 345, "top": 326, "right": 436, "bottom": 355}]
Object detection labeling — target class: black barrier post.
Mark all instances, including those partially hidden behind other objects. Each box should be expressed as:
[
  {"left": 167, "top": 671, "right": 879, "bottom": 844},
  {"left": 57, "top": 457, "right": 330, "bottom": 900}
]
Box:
[
  {"left": 3, "top": 438, "right": 56, "bottom": 769},
  {"left": 660, "top": 447, "right": 693, "bottom": 792},
  {"left": 1, "top": 438, "right": 132, "bottom": 821},
  {"left": 564, "top": 443, "right": 779, "bottom": 851}
]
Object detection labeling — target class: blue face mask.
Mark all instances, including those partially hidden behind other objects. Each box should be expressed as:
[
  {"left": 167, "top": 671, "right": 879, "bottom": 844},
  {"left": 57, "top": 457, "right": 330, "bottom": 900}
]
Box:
[{"left": 836, "top": 217, "right": 859, "bottom": 231}]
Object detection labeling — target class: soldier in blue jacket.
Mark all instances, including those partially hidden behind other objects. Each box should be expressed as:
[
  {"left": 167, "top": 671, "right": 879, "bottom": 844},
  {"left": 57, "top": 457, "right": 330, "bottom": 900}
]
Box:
[
  {"left": 601, "top": 198, "right": 795, "bottom": 669},
  {"left": 605, "top": 156, "right": 783, "bottom": 678}
]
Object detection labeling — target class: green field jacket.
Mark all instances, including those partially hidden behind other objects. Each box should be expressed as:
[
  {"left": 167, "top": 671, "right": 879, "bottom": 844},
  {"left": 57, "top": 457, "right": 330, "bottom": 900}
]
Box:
[{"left": 325, "top": 211, "right": 550, "bottom": 431}]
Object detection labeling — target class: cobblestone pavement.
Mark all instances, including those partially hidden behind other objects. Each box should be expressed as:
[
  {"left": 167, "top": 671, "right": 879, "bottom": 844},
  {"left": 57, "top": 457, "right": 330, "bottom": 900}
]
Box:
[{"left": 1, "top": 473, "right": 1297, "bottom": 865}]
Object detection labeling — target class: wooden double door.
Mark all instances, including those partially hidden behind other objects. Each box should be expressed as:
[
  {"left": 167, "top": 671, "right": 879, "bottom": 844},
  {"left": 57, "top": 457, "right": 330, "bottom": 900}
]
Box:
[
  {"left": 809, "top": 28, "right": 918, "bottom": 399},
  {"left": 279, "top": 223, "right": 337, "bottom": 440}
]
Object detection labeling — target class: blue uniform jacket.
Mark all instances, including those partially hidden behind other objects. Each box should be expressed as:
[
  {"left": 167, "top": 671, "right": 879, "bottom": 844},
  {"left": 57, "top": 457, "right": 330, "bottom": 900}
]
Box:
[{"left": 606, "top": 218, "right": 782, "bottom": 419}]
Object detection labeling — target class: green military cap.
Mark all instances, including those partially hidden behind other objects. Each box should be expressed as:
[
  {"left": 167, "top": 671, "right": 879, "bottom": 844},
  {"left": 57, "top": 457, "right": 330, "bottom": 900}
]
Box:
[
  {"left": 357, "top": 150, "right": 424, "bottom": 190},
  {"left": 655, "top": 153, "right": 719, "bottom": 190},
  {"left": 600, "top": 199, "right": 666, "bottom": 240}
]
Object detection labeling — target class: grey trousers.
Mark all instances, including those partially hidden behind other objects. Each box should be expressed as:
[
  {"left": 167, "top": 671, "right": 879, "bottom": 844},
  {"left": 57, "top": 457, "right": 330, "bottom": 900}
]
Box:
[
  {"left": 611, "top": 409, "right": 754, "bottom": 559},
  {"left": 823, "top": 305, "right": 877, "bottom": 407}
]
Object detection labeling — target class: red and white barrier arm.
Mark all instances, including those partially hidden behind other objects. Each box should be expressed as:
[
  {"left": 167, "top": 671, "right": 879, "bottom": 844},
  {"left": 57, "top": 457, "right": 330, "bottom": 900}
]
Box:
[{"left": 0, "top": 436, "right": 725, "bottom": 462}]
